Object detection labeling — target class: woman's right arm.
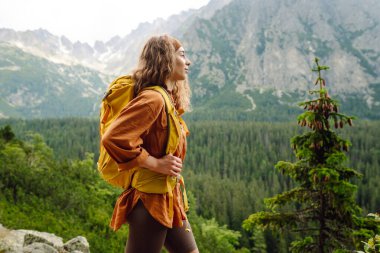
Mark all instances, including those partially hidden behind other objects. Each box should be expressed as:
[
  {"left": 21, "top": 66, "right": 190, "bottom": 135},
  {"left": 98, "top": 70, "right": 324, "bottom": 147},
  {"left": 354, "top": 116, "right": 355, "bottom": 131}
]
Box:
[
  {"left": 140, "top": 154, "right": 182, "bottom": 178},
  {"left": 101, "top": 91, "right": 182, "bottom": 177}
]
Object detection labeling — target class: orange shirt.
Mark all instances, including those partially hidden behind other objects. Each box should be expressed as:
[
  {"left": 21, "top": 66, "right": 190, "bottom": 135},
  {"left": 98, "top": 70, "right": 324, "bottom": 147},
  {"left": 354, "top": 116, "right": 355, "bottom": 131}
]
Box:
[{"left": 102, "top": 89, "right": 188, "bottom": 231}]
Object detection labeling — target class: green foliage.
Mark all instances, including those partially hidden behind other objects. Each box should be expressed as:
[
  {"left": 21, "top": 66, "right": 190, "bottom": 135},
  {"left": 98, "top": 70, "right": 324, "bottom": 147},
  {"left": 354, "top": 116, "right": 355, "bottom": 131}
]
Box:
[
  {"left": 186, "top": 192, "right": 249, "bottom": 253},
  {"left": 290, "top": 237, "right": 315, "bottom": 252},
  {"left": 0, "top": 118, "right": 100, "bottom": 160},
  {"left": 243, "top": 58, "right": 380, "bottom": 252},
  {"left": 0, "top": 125, "right": 249, "bottom": 252},
  {"left": 358, "top": 213, "right": 380, "bottom": 253},
  {"left": 197, "top": 218, "right": 243, "bottom": 252},
  {"left": 1, "top": 118, "right": 380, "bottom": 252},
  {"left": 0, "top": 125, "right": 15, "bottom": 142},
  {"left": 0, "top": 125, "right": 127, "bottom": 253},
  {"left": 249, "top": 227, "right": 267, "bottom": 253}
]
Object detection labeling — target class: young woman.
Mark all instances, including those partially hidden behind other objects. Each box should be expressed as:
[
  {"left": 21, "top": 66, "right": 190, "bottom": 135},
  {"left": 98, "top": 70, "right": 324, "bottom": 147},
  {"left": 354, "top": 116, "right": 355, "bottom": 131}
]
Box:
[{"left": 102, "top": 35, "right": 198, "bottom": 253}]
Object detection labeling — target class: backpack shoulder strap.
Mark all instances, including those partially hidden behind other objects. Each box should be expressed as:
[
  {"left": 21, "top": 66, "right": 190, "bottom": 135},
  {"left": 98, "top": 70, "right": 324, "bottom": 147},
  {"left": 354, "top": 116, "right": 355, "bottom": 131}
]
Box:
[
  {"left": 143, "top": 86, "right": 180, "bottom": 154},
  {"left": 144, "top": 86, "right": 175, "bottom": 113}
]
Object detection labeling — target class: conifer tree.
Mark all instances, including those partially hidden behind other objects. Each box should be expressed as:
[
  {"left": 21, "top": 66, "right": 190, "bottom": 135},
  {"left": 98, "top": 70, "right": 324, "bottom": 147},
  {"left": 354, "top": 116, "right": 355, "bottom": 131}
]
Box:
[
  {"left": 0, "top": 125, "right": 15, "bottom": 142},
  {"left": 243, "top": 58, "right": 379, "bottom": 252}
]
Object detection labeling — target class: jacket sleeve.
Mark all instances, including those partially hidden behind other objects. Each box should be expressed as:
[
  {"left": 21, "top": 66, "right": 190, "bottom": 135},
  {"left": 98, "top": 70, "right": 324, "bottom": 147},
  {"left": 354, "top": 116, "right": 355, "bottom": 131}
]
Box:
[{"left": 101, "top": 90, "right": 165, "bottom": 171}]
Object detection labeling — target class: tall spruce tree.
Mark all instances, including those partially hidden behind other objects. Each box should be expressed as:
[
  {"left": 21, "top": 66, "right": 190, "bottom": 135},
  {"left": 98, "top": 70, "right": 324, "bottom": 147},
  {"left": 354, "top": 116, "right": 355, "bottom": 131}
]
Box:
[{"left": 243, "top": 58, "right": 379, "bottom": 252}]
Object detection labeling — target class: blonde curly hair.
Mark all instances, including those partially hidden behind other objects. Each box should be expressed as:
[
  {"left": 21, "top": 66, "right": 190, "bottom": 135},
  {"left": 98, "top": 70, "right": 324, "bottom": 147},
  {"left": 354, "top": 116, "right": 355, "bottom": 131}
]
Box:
[{"left": 133, "top": 35, "right": 191, "bottom": 112}]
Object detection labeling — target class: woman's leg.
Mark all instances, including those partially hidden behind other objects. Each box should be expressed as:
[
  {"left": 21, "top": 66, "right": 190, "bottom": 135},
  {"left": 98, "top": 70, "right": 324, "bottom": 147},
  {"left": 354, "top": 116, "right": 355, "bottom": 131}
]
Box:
[
  {"left": 125, "top": 201, "right": 168, "bottom": 253},
  {"left": 164, "top": 220, "right": 198, "bottom": 253}
]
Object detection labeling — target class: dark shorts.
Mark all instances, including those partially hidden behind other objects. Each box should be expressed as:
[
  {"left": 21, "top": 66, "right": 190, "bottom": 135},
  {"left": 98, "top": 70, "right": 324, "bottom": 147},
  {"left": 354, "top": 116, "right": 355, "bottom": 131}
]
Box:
[{"left": 125, "top": 200, "right": 198, "bottom": 253}]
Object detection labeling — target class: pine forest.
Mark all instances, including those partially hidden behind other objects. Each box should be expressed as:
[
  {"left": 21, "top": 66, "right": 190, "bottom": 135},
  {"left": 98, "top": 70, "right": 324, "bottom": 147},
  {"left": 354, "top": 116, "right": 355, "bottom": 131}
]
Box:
[{"left": 1, "top": 54, "right": 380, "bottom": 252}]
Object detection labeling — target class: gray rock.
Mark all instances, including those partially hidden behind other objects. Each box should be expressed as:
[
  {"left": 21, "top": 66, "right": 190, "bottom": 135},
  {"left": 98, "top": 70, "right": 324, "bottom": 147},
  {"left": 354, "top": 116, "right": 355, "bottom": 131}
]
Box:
[
  {"left": 23, "top": 242, "right": 58, "bottom": 253},
  {"left": 63, "top": 236, "right": 90, "bottom": 253},
  {"left": 0, "top": 224, "right": 25, "bottom": 253},
  {"left": 23, "top": 233, "right": 54, "bottom": 247},
  {"left": 20, "top": 230, "right": 64, "bottom": 249},
  {"left": 0, "top": 224, "right": 89, "bottom": 253}
]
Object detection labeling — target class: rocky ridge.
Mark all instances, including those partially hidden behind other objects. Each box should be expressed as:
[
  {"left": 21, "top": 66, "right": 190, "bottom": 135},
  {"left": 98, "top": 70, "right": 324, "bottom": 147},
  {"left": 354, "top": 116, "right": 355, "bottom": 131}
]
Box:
[
  {"left": 183, "top": 0, "right": 380, "bottom": 96},
  {"left": 0, "top": 0, "right": 232, "bottom": 75},
  {"left": 0, "top": 0, "right": 379, "bottom": 119}
]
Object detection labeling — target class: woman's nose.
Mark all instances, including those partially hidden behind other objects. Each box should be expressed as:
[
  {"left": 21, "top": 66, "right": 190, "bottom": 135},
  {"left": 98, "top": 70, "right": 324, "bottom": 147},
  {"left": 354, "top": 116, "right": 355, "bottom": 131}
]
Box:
[{"left": 186, "top": 58, "right": 191, "bottom": 66}]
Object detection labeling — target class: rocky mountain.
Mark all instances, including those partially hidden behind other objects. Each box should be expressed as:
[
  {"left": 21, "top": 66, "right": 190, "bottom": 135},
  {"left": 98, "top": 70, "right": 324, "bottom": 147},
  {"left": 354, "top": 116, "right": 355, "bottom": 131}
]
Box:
[
  {"left": 0, "top": 0, "right": 232, "bottom": 76},
  {"left": 183, "top": 0, "right": 380, "bottom": 118},
  {"left": 0, "top": 0, "right": 379, "bottom": 119},
  {"left": 0, "top": 42, "right": 108, "bottom": 118},
  {"left": 0, "top": 0, "right": 233, "bottom": 119}
]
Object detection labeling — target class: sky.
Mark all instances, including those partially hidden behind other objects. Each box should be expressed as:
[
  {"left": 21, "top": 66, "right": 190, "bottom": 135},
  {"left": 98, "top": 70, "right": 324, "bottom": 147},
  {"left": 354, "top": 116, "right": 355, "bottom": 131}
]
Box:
[{"left": 0, "top": 0, "right": 210, "bottom": 45}]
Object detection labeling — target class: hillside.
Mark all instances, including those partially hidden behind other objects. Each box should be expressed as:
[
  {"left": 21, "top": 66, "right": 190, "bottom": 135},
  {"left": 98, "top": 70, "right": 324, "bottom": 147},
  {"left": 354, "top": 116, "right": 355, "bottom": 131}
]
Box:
[
  {"left": 1, "top": 119, "right": 380, "bottom": 251},
  {"left": 183, "top": 0, "right": 380, "bottom": 117},
  {"left": 0, "top": 42, "right": 109, "bottom": 118},
  {"left": 0, "top": 0, "right": 379, "bottom": 119}
]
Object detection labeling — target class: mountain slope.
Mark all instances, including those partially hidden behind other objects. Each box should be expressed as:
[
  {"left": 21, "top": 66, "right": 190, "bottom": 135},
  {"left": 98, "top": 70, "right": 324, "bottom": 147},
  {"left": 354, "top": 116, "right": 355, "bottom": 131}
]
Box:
[
  {"left": 0, "top": 42, "right": 109, "bottom": 118},
  {"left": 182, "top": 0, "right": 380, "bottom": 118},
  {"left": 0, "top": 0, "right": 379, "bottom": 119},
  {"left": 0, "top": 0, "right": 232, "bottom": 76}
]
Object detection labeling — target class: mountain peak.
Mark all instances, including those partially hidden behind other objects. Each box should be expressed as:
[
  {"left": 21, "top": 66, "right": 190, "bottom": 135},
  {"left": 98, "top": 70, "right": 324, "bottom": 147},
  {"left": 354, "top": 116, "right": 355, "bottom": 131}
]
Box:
[{"left": 0, "top": 0, "right": 379, "bottom": 119}]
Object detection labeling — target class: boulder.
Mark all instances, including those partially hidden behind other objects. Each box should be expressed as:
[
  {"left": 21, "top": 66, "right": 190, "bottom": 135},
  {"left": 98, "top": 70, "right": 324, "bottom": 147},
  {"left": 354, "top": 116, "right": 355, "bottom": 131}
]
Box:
[
  {"left": 63, "top": 236, "right": 90, "bottom": 253},
  {"left": 23, "top": 242, "right": 58, "bottom": 253},
  {"left": 0, "top": 224, "right": 25, "bottom": 252},
  {"left": 0, "top": 224, "right": 90, "bottom": 253},
  {"left": 22, "top": 230, "right": 64, "bottom": 249}
]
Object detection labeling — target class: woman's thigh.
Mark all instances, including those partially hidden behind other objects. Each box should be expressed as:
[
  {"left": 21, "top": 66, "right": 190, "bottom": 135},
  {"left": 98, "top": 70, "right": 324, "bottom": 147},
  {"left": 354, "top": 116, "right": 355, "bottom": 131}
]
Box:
[
  {"left": 164, "top": 221, "right": 198, "bottom": 253},
  {"left": 125, "top": 201, "right": 167, "bottom": 253}
]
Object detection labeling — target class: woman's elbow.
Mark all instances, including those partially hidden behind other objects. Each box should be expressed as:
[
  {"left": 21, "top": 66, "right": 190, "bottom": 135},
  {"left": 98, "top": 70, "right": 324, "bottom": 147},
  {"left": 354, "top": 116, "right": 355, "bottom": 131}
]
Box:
[{"left": 101, "top": 130, "right": 112, "bottom": 149}]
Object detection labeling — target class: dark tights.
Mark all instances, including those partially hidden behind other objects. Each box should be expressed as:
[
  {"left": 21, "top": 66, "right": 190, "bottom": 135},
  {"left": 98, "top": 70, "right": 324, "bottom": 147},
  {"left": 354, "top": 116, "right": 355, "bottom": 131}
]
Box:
[{"left": 125, "top": 201, "right": 197, "bottom": 253}]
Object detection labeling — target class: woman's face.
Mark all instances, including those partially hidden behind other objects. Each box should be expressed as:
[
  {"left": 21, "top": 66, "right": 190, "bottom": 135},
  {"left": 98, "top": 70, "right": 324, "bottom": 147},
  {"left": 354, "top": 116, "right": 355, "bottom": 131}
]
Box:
[{"left": 171, "top": 47, "right": 191, "bottom": 81}]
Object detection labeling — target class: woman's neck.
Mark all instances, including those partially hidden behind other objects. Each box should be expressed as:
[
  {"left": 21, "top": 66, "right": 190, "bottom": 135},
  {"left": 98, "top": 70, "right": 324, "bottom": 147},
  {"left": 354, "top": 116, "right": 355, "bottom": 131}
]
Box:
[{"left": 165, "top": 79, "right": 175, "bottom": 92}]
